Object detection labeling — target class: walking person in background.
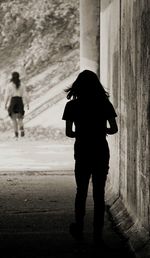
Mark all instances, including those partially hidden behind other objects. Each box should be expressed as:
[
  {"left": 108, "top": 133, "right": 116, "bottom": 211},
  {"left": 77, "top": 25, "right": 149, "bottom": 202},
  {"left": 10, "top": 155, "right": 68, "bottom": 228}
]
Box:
[
  {"left": 62, "top": 70, "right": 118, "bottom": 245},
  {"left": 4, "top": 71, "right": 29, "bottom": 138}
]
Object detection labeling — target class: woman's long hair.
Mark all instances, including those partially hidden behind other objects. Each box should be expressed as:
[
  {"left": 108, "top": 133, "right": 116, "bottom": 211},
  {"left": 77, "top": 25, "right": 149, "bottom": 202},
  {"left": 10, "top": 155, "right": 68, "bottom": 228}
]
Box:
[
  {"left": 10, "top": 71, "right": 21, "bottom": 89},
  {"left": 65, "top": 70, "right": 109, "bottom": 101}
]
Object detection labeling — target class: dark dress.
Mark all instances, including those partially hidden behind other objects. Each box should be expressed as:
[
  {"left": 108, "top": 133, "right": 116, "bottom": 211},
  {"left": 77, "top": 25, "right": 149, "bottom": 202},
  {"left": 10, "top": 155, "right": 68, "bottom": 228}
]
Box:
[
  {"left": 62, "top": 97, "right": 117, "bottom": 235},
  {"left": 8, "top": 96, "right": 25, "bottom": 118}
]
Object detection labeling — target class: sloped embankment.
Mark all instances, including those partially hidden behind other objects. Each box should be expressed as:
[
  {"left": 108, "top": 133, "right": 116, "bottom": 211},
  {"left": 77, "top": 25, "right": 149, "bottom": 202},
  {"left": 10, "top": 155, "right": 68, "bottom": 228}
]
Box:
[{"left": 0, "top": 0, "right": 79, "bottom": 141}]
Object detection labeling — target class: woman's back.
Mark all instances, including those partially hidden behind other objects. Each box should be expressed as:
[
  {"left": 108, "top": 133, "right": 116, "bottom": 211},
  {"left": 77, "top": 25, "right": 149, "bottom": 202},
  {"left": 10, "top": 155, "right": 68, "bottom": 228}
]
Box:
[
  {"left": 8, "top": 82, "right": 24, "bottom": 97},
  {"left": 63, "top": 69, "right": 118, "bottom": 159},
  {"left": 64, "top": 97, "right": 116, "bottom": 140}
]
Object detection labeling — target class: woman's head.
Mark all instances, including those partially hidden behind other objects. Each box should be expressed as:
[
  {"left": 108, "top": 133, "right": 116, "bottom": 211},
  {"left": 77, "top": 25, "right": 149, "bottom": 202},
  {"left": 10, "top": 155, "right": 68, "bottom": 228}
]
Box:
[
  {"left": 10, "top": 71, "right": 20, "bottom": 89},
  {"left": 65, "top": 70, "right": 109, "bottom": 100}
]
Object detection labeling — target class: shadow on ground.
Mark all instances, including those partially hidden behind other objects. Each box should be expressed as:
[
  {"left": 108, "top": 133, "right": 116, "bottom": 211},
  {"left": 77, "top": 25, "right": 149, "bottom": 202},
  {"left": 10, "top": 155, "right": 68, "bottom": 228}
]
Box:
[{"left": 0, "top": 174, "right": 135, "bottom": 258}]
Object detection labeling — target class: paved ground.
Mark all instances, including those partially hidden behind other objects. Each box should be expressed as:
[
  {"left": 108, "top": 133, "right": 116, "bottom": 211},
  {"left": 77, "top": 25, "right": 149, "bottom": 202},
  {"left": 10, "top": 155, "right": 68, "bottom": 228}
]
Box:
[
  {"left": 0, "top": 172, "right": 136, "bottom": 258},
  {"left": 0, "top": 140, "right": 135, "bottom": 257},
  {"left": 0, "top": 140, "right": 74, "bottom": 172}
]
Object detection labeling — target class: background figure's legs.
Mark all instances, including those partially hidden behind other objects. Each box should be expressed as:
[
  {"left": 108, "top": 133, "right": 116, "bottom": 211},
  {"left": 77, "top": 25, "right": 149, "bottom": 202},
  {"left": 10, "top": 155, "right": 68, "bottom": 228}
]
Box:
[
  {"left": 11, "top": 114, "right": 18, "bottom": 137},
  {"left": 18, "top": 117, "right": 25, "bottom": 137}
]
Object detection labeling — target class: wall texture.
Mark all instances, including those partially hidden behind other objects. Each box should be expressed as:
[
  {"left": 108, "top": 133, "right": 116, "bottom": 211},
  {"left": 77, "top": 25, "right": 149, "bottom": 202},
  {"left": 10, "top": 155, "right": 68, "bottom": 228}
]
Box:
[
  {"left": 100, "top": 0, "right": 120, "bottom": 201},
  {"left": 100, "top": 0, "right": 150, "bottom": 255}
]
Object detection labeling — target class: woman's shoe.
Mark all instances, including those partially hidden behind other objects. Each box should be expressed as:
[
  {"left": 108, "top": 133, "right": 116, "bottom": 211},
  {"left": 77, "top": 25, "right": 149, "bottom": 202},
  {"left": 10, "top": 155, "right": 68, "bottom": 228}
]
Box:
[
  {"left": 20, "top": 126, "right": 25, "bottom": 137},
  {"left": 21, "top": 131, "right": 25, "bottom": 137}
]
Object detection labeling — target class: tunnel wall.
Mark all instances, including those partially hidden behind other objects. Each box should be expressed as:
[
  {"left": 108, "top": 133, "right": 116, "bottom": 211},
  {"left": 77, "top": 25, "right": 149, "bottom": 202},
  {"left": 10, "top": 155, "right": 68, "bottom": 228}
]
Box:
[
  {"left": 100, "top": 0, "right": 120, "bottom": 201},
  {"left": 100, "top": 0, "right": 150, "bottom": 254}
]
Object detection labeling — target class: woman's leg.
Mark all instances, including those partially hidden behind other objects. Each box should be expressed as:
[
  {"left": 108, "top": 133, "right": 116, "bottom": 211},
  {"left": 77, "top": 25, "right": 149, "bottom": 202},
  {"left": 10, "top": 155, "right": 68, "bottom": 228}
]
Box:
[
  {"left": 18, "top": 117, "right": 25, "bottom": 137},
  {"left": 11, "top": 114, "right": 18, "bottom": 137},
  {"left": 74, "top": 160, "right": 91, "bottom": 230},
  {"left": 69, "top": 160, "right": 91, "bottom": 239},
  {"left": 92, "top": 143, "right": 110, "bottom": 242},
  {"left": 92, "top": 170, "right": 108, "bottom": 240}
]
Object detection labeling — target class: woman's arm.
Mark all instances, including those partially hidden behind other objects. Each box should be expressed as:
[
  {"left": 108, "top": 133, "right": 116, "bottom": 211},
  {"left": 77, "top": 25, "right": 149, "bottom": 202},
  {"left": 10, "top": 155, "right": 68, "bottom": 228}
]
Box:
[
  {"left": 106, "top": 117, "right": 118, "bottom": 135},
  {"left": 4, "top": 86, "right": 11, "bottom": 109},
  {"left": 65, "top": 120, "right": 76, "bottom": 138},
  {"left": 4, "top": 82, "right": 12, "bottom": 109},
  {"left": 4, "top": 96, "right": 9, "bottom": 109}
]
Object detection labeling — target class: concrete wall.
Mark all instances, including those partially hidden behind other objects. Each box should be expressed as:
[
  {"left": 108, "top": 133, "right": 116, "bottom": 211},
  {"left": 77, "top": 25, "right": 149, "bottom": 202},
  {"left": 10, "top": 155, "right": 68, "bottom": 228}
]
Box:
[
  {"left": 100, "top": 0, "right": 150, "bottom": 255},
  {"left": 100, "top": 0, "right": 120, "bottom": 200},
  {"left": 80, "top": 0, "right": 150, "bottom": 256}
]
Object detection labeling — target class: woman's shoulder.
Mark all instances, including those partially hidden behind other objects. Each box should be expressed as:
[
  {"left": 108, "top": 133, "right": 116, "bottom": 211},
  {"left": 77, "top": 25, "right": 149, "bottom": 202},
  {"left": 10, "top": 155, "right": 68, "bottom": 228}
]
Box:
[
  {"left": 104, "top": 98, "right": 117, "bottom": 117},
  {"left": 64, "top": 99, "right": 79, "bottom": 113},
  {"left": 66, "top": 99, "right": 78, "bottom": 106},
  {"left": 105, "top": 98, "right": 114, "bottom": 107}
]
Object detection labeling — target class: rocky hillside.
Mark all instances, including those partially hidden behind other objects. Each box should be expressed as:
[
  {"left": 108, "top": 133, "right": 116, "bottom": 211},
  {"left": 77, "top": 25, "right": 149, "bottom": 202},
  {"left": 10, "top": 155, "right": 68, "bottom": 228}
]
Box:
[
  {"left": 0, "top": 0, "right": 79, "bottom": 140},
  {"left": 0, "top": 0, "right": 79, "bottom": 95}
]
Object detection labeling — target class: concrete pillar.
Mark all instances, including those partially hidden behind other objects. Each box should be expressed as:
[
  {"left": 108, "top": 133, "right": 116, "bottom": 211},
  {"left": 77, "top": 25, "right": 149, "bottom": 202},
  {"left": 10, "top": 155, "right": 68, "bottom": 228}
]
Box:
[{"left": 80, "top": 0, "right": 100, "bottom": 76}]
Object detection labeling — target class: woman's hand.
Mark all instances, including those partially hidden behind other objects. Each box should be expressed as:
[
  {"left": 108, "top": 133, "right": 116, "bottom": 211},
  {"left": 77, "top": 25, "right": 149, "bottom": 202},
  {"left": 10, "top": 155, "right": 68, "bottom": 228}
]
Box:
[
  {"left": 66, "top": 120, "right": 76, "bottom": 138},
  {"left": 106, "top": 117, "right": 118, "bottom": 135}
]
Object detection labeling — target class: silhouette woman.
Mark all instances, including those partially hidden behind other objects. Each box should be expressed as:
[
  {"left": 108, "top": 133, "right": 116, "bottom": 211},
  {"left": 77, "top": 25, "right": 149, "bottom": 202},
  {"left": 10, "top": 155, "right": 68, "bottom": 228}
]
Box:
[
  {"left": 4, "top": 72, "right": 29, "bottom": 138},
  {"left": 62, "top": 70, "right": 118, "bottom": 244}
]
